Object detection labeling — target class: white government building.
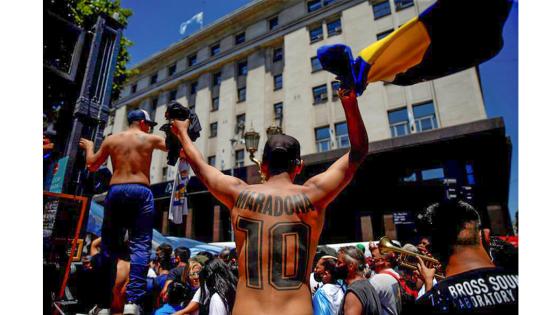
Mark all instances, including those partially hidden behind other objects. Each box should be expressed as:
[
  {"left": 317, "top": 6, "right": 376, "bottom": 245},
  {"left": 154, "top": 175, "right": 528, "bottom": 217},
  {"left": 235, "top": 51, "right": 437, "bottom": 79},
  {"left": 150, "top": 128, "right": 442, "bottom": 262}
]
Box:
[{"left": 104, "top": 0, "right": 512, "bottom": 242}]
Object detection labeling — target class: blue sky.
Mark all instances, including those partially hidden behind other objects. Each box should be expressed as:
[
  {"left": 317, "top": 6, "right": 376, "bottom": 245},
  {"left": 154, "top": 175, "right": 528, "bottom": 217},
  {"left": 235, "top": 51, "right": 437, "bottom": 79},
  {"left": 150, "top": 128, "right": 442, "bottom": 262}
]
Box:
[
  {"left": 121, "top": 0, "right": 518, "bottom": 220},
  {"left": 479, "top": 2, "right": 518, "bottom": 220},
  {"left": 121, "top": 0, "right": 252, "bottom": 65}
]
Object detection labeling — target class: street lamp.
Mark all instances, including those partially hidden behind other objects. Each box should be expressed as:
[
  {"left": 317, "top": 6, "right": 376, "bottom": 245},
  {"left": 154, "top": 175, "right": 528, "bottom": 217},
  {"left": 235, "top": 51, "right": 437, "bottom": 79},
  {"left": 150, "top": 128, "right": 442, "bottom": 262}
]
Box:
[{"left": 243, "top": 128, "right": 265, "bottom": 183}]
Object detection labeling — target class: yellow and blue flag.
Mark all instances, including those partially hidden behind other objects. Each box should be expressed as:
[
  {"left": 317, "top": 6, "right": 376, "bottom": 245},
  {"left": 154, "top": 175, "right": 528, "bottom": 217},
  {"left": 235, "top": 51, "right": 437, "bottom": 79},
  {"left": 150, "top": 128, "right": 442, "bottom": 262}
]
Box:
[{"left": 317, "top": 0, "right": 513, "bottom": 95}]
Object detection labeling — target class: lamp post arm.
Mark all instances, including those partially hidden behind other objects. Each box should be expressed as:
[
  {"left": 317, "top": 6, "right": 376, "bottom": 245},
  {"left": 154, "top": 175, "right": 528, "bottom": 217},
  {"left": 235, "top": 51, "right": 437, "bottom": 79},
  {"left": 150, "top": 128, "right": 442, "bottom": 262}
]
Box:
[{"left": 248, "top": 152, "right": 266, "bottom": 183}]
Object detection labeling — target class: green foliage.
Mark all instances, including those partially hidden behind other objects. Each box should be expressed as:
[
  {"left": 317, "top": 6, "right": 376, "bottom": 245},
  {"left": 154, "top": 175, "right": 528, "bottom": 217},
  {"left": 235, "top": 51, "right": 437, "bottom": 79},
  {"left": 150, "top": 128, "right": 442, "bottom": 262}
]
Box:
[{"left": 66, "top": 0, "right": 137, "bottom": 100}]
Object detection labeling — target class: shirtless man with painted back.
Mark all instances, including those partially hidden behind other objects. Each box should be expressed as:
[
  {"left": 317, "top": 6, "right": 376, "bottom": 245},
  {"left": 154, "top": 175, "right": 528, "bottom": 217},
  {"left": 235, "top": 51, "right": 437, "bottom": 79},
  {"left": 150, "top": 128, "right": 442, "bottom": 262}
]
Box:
[
  {"left": 80, "top": 109, "right": 166, "bottom": 315},
  {"left": 171, "top": 89, "right": 368, "bottom": 315}
]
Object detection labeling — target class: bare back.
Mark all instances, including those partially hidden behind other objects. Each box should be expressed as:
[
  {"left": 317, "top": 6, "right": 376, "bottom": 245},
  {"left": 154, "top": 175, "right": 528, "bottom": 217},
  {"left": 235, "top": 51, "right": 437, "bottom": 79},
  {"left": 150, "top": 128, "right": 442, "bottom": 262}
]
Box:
[
  {"left": 231, "top": 182, "right": 326, "bottom": 315},
  {"left": 104, "top": 130, "right": 161, "bottom": 186},
  {"left": 170, "top": 88, "right": 368, "bottom": 315}
]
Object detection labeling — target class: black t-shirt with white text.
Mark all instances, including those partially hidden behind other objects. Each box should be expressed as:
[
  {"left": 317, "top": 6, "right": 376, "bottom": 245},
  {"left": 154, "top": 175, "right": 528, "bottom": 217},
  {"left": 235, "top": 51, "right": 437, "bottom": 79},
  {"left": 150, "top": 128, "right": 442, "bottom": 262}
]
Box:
[{"left": 415, "top": 267, "right": 518, "bottom": 314}]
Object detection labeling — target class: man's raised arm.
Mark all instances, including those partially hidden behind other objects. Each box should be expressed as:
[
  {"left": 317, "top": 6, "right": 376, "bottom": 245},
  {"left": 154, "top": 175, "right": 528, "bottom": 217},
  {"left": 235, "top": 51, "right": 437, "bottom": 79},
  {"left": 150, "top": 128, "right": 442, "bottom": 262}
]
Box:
[
  {"left": 79, "top": 138, "right": 110, "bottom": 172},
  {"left": 170, "top": 119, "right": 247, "bottom": 209},
  {"left": 304, "top": 88, "right": 368, "bottom": 209}
]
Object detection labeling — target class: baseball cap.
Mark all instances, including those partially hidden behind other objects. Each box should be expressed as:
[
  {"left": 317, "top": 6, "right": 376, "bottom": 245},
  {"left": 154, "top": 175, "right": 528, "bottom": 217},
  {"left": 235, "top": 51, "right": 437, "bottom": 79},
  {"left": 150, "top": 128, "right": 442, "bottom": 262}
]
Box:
[
  {"left": 356, "top": 244, "right": 366, "bottom": 253},
  {"left": 127, "top": 109, "right": 157, "bottom": 127},
  {"left": 263, "top": 134, "right": 301, "bottom": 167}
]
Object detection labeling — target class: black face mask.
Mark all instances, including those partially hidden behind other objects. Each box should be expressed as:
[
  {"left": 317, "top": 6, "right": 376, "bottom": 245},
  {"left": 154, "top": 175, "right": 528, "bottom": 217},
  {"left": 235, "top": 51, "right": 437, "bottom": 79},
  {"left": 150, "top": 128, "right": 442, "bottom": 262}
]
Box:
[
  {"left": 334, "top": 265, "right": 349, "bottom": 280},
  {"left": 313, "top": 272, "right": 323, "bottom": 282}
]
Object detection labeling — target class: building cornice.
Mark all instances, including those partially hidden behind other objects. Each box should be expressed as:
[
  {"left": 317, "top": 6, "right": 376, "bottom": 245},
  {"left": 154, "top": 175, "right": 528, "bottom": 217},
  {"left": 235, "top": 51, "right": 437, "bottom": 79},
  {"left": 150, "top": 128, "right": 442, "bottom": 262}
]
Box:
[{"left": 302, "top": 117, "right": 507, "bottom": 166}]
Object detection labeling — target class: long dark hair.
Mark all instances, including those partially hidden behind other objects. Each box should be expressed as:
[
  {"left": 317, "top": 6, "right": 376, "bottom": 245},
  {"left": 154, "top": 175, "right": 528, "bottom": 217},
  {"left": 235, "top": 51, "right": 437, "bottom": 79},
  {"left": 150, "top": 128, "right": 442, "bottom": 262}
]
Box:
[{"left": 199, "top": 258, "right": 238, "bottom": 313}]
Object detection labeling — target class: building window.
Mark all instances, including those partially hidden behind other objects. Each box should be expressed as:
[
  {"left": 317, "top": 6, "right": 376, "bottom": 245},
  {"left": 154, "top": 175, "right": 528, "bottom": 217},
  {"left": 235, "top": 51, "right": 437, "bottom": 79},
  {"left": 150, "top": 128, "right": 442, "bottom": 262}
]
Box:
[
  {"left": 401, "top": 171, "right": 417, "bottom": 182},
  {"left": 388, "top": 107, "right": 410, "bottom": 137},
  {"left": 149, "top": 97, "right": 158, "bottom": 120},
  {"left": 273, "top": 48, "right": 283, "bottom": 63},
  {"left": 307, "top": 0, "right": 322, "bottom": 12},
  {"left": 237, "top": 61, "right": 248, "bottom": 76},
  {"left": 211, "top": 97, "right": 219, "bottom": 111},
  {"left": 413, "top": 101, "right": 438, "bottom": 132},
  {"left": 169, "top": 89, "right": 177, "bottom": 101},
  {"left": 235, "top": 150, "right": 245, "bottom": 167},
  {"left": 269, "top": 16, "right": 279, "bottom": 30},
  {"left": 236, "top": 114, "right": 245, "bottom": 134},
  {"left": 315, "top": 126, "right": 331, "bottom": 152},
  {"left": 377, "top": 29, "right": 393, "bottom": 40},
  {"left": 312, "top": 84, "right": 328, "bottom": 104},
  {"left": 421, "top": 167, "right": 445, "bottom": 181},
  {"left": 273, "top": 74, "right": 283, "bottom": 90},
  {"left": 331, "top": 81, "right": 340, "bottom": 99},
  {"left": 309, "top": 25, "right": 324, "bottom": 43},
  {"left": 395, "top": 0, "right": 414, "bottom": 11},
  {"left": 151, "top": 97, "right": 158, "bottom": 110},
  {"left": 311, "top": 56, "right": 322, "bottom": 72},
  {"left": 131, "top": 83, "right": 137, "bottom": 94},
  {"left": 190, "top": 81, "right": 198, "bottom": 95},
  {"left": 237, "top": 87, "right": 246, "bottom": 102},
  {"left": 235, "top": 32, "right": 245, "bottom": 45},
  {"left": 372, "top": 0, "right": 391, "bottom": 20},
  {"left": 168, "top": 64, "right": 176, "bottom": 77},
  {"left": 211, "top": 43, "right": 220, "bottom": 56},
  {"left": 150, "top": 73, "right": 158, "bottom": 85},
  {"left": 308, "top": 0, "right": 337, "bottom": 12},
  {"left": 465, "top": 162, "right": 476, "bottom": 185},
  {"left": 108, "top": 112, "right": 115, "bottom": 126},
  {"left": 274, "top": 102, "right": 283, "bottom": 120},
  {"left": 208, "top": 155, "right": 216, "bottom": 166},
  {"left": 213, "top": 72, "right": 222, "bottom": 86},
  {"left": 335, "top": 122, "right": 349, "bottom": 148},
  {"left": 188, "top": 54, "right": 197, "bottom": 67},
  {"left": 327, "top": 19, "right": 342, "bottom": 37},
  {"left": 210, "top": 122, "right": 218, "bottom": 138}
]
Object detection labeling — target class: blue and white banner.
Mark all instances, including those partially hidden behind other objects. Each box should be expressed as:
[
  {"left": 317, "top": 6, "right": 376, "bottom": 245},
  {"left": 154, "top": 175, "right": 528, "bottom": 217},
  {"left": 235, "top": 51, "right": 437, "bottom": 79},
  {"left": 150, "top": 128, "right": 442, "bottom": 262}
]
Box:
[{"left": 168, "top": 159, "right": 190, "bottom": 224}]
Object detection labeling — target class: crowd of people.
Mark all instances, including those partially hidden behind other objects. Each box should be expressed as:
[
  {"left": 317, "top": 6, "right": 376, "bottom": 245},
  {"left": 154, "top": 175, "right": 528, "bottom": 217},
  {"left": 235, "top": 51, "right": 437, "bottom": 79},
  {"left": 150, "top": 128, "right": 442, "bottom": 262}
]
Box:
[
  {"left": 76, "top": 239, "right": 240, "bottom": 315},
  {"left": 308, "top": 206, "right": 519, "bottom": 315},
  {"left": 75, "top": 199, "right": 518, "bottom": 315}
]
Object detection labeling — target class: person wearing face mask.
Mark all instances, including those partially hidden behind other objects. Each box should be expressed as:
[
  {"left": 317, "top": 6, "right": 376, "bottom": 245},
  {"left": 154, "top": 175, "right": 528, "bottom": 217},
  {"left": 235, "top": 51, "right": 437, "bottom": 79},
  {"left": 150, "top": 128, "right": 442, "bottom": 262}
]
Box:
[
  {"left": 336, "top": 246, "right": 381, "bottom": 315},
  {"left": 312, "top": 256, "right": 345, "bottom": 315}
]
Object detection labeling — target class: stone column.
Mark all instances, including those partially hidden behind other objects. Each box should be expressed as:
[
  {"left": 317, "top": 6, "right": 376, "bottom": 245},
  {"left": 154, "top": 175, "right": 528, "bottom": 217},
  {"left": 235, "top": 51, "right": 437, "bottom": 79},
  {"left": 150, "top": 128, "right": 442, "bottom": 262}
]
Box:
[
  {"left": 383, "top": 214, "right": 397, "bottom": 240},
  {"left": 487, "top": 204, "right": 507, "bottom": 235},
  {"left": 359, "top": 215, "right": 374, "bottom": 242},
  {"left": 212, "top": 205, "right": 222, "bottom": 242},
  {"left": 162, "top": 211, "right": 169, "bottom": 235},
  {"left": 185, "top": 210, "right": 193, "bottom": 238}
]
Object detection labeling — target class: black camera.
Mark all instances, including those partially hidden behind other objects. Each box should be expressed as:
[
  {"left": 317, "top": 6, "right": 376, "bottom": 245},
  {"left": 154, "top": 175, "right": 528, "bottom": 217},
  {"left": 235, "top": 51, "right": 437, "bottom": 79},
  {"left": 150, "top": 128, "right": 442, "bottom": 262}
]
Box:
[{"left": 159, "top": 101, "right": 201, "bottom": 165}]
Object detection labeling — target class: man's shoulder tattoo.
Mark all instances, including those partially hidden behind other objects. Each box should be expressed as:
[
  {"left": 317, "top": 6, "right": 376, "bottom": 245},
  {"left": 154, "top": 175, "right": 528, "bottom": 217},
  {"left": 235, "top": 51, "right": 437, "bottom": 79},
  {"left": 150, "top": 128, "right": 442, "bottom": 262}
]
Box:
[{"left": 135, "top": 133, "right": 147, "bottom": 143}]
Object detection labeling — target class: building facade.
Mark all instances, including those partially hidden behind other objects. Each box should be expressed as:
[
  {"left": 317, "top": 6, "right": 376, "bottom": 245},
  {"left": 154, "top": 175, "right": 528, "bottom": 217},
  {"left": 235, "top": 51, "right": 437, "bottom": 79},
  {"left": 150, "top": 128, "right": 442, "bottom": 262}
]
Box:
[{"left": 106, "top": 0, "right": 512, "bottom": 243}]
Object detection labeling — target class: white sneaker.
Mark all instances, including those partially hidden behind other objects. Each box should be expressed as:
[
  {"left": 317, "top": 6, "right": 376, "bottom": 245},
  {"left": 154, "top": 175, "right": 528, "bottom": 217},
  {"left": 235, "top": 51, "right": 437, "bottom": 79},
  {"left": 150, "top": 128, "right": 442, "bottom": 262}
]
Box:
[
  {"left": 123, "top": 303, "right": 142, "bottom": 315},
  {"left": 88, "top": 305, "right": 110, "bottom": 315}
]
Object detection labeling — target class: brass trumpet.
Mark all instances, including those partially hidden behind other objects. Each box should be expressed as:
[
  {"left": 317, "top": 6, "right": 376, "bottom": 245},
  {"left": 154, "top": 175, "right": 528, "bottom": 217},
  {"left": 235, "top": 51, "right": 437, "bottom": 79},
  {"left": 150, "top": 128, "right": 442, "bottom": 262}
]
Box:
[{"left": 377, "top": 236, "right": 445, "bottom": 280}]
